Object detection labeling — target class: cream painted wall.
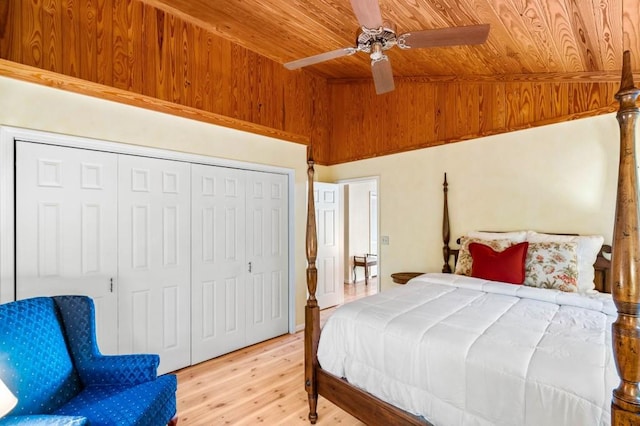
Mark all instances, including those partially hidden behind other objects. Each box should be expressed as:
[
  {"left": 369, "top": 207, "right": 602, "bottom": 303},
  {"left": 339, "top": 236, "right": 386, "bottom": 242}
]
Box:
[
  {"left": 0, "top": 75, "right": 623, "bottom": 326},
  {"left": 0, "top": 76, "right": 310, "bottom": 328},
  {"left": 320, "top": 114, "right": 620, "bottom": 290}
]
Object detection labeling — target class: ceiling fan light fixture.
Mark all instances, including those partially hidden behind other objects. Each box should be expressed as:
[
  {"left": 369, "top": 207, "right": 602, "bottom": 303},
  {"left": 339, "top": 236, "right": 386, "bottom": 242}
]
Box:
[{"left": 370, "top": 41, "right": 386, "bottom": 63}]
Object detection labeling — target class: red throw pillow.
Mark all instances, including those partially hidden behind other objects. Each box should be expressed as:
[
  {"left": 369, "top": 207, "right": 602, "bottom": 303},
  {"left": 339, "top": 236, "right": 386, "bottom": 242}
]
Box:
[{"left": 468, "top": 241, "right": 529, "bottom": 284}]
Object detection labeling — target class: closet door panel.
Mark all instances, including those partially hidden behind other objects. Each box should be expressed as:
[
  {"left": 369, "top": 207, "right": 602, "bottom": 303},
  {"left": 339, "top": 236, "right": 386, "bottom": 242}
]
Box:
[
  {"left": 15, "top": 142, "right": 119, "bottom": 354},
  {"left": 118, "top": 155, "right": 191, "bottom": 374},
  {"left": 191, "top": 164, "right": 247, "bottom": 364},
  {"left": 245, "top": 171, "right": 289, "bottom": 346}
]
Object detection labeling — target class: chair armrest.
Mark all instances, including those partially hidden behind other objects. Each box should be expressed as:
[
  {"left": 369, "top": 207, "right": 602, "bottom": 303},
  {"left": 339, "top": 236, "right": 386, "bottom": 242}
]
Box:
[
  {"left": 0, "top": 415, "right": 88, "bottom": 425},
  {"left": 78, "top": 353, "right": 159, "bottom": 386}
]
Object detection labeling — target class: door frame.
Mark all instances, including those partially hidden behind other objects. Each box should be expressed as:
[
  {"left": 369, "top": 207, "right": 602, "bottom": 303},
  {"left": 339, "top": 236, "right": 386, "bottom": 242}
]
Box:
[
  {"left": 336, "top": 176, "right": 381, "bottom": 292},
  {"left": 0, "top": 126, "right": 297, "bottom": 334}
]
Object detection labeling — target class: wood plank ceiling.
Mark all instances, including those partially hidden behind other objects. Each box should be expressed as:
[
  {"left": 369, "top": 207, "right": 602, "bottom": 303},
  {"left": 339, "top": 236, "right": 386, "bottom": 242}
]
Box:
[
  {"left": 149, "top": 0, "right": 628, "bottom": 79},
  {"left": 1, "top": 0, "right": 638, "bottom": 164}
]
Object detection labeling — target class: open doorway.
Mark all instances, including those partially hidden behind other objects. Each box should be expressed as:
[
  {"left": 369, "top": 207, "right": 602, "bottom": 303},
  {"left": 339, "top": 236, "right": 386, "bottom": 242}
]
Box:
[{"left": 341, "top": 177, "right": 380, "bottom": 301}]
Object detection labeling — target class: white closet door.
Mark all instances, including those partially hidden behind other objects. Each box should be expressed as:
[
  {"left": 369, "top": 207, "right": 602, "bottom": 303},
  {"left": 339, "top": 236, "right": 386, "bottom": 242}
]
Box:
[
  {"left": 191, "top": 164, "right": 247, "bottom": 363},
  {"left": 314, "top": 182, "right": 343, "bottom": 310},
  {"left": 15, "top": 142, "right": 119, "bottom": 354},
  {"left": 245, "top": 171, "right": 289, "bottom": 345},
  {"left": 118, "top": 155, "right": 191, "bottom": 374}
]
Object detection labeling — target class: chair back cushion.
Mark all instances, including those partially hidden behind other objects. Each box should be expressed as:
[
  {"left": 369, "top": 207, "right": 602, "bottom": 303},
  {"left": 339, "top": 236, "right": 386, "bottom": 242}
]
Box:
[
  {"left": 53, "top": 296, "right": 101, "bottom": 365},
  {"left": 0, "top": 298, "right": 82, "bottom": 415}
]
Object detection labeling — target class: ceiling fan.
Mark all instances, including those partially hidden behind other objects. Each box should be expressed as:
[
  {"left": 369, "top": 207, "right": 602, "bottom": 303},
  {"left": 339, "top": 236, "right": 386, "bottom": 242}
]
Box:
[{"left": 284, "top": 0, "right": 490, "bottom": 95}]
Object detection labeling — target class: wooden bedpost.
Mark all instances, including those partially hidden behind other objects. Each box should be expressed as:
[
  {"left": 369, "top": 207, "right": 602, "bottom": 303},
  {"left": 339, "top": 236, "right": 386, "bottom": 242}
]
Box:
[
  {"left": 305, "top": 158, "right": 320, "bottom": 424},
  {"left": 442, "top": 173, "right": 452, "bottom": 273},
  {"left": 611, "top": 50, "right": 640, "bottom": 425}
]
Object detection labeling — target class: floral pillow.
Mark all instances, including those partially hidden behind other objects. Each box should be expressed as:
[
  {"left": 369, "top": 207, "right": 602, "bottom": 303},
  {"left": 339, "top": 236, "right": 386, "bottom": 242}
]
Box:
[
  {"left": 524, "top": 241, "right": 579, "bottom": 292},
  {"left": 526, "top": 231, "right": 604, "bottom": 293},
  {"left": 455, "top": 237, "right": 515, "bottom": 276}
]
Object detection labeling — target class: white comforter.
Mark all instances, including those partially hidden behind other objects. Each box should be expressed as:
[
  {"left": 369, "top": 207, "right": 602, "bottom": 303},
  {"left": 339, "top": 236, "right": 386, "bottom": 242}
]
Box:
[{"left": 317, "top": 273, "right": 619, "bottom": 426}]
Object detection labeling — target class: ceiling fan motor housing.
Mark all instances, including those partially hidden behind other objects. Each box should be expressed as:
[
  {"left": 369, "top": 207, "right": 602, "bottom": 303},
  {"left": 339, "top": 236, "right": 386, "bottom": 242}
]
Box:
[{"left": 355, "top": 22, "right": 397, "bottom": 55}]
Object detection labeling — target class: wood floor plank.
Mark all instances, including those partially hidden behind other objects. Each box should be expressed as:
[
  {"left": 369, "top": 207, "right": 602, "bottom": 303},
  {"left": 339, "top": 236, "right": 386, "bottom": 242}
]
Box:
[{"left": 174, "top": 280, "right": 378, "bottom": 425}]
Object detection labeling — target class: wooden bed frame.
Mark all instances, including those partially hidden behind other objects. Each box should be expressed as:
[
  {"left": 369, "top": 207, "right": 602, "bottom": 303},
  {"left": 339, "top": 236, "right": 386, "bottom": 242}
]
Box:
[{"left": 304, "top": 51, "right": 640, "bottom": 425}]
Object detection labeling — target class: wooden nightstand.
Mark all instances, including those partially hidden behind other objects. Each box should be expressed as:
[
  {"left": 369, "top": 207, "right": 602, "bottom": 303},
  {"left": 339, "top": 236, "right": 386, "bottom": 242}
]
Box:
[{"left": 391, "top": 272, "right": 423, "bottom": 285}]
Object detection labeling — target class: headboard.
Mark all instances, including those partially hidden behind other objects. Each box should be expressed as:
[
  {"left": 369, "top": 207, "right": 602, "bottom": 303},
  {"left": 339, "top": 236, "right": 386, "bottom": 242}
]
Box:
[{"left": 440, "top": 176, "right": 612, "bottom": 293}]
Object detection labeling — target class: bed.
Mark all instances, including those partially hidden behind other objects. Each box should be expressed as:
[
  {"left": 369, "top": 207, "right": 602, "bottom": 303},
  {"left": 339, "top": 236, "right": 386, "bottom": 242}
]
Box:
[{"left": 303, "top": 50, "right": 640, "bottom": 425}]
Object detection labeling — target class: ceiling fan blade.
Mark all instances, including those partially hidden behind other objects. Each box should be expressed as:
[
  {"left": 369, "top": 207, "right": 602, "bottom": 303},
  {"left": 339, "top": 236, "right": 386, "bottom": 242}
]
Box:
[
  {"left": 284, "top": 47, "right": 357, "bottom": 70},
  {"left": 350, "top": 0, "right": 383, "bottom": 29},
  {"left": 371, "top": 58, "right": 395, "bottom": 95},
  {"left": 398, "top": 24, "right": 490, "bottom": 49}
]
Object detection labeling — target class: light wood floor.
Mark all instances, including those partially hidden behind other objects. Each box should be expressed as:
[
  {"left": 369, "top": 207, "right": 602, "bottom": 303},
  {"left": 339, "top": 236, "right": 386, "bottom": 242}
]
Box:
[{"left": 175, "top": 279, "right": 378, "bottom": 425}]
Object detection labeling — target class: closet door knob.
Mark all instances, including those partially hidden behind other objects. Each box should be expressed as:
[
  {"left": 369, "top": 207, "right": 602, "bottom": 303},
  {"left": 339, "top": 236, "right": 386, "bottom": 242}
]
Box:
[{"left": 248, "top": 262, "right": 252, "bottom": 273}]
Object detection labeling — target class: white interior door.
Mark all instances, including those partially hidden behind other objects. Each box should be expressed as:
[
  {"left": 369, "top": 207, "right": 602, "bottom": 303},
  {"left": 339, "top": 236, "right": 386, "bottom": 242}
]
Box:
[
  {"left": 15, "top": 141, "right": 119, "bottom": 354},
  {"left": 245, "top": 170, "right": 289, "bottom": 346},
  {"left": 191, "top": 164, "right": 247, "bottom": 364},
  {"left": 314, "top": 182, "right": 343, "bottom": 309},
  {"left": 369, "top": 191, "right": 378, "bottom": 277},
  {"left": 118, "top": 154, "right": 191, "bottom": 374}
]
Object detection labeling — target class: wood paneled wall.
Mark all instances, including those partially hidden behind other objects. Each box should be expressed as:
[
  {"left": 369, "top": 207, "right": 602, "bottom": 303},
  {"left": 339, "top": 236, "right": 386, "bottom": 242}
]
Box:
[
  {"left": 0, "top": 0, "right": 323, "bottom": 147},
  {"left": 321, "top": 78, "right": 619, "bottom": 164},
  {"left": 0, "top": 0, "right": 626, "bottom": 165}
]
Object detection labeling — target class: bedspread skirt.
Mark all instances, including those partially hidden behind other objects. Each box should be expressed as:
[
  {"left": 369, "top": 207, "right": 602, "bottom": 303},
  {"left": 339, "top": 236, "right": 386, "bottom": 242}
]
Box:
[{"left": 317, "top": 273, "right": 618, "bottom": 426}]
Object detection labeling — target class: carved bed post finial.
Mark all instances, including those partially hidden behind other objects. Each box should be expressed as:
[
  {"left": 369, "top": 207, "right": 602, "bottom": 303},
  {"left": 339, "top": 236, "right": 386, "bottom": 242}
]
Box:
[
  {"left": 611, "top": 50, "right": 640, "bottom": 425},
  {"left": 442, "top": 173, "right": 452, "bottom": 273},
  {"left": 305, "top": 157, "right": 320, "bottom": 423}
]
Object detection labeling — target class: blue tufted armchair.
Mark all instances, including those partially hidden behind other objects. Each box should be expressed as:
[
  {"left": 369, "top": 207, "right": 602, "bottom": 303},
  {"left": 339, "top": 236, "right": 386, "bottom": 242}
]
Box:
[{"left": 0, "top": 296, "right": 178, "bottom": 425}]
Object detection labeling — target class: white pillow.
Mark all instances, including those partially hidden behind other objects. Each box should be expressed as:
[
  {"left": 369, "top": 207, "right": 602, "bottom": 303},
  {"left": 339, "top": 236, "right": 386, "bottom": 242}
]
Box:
[
  {"left": 467, "top": 231, "right": 527, "bottom": 242},
  {"left": 525, "top": 231, "right": 604, "bottom": 293}
]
